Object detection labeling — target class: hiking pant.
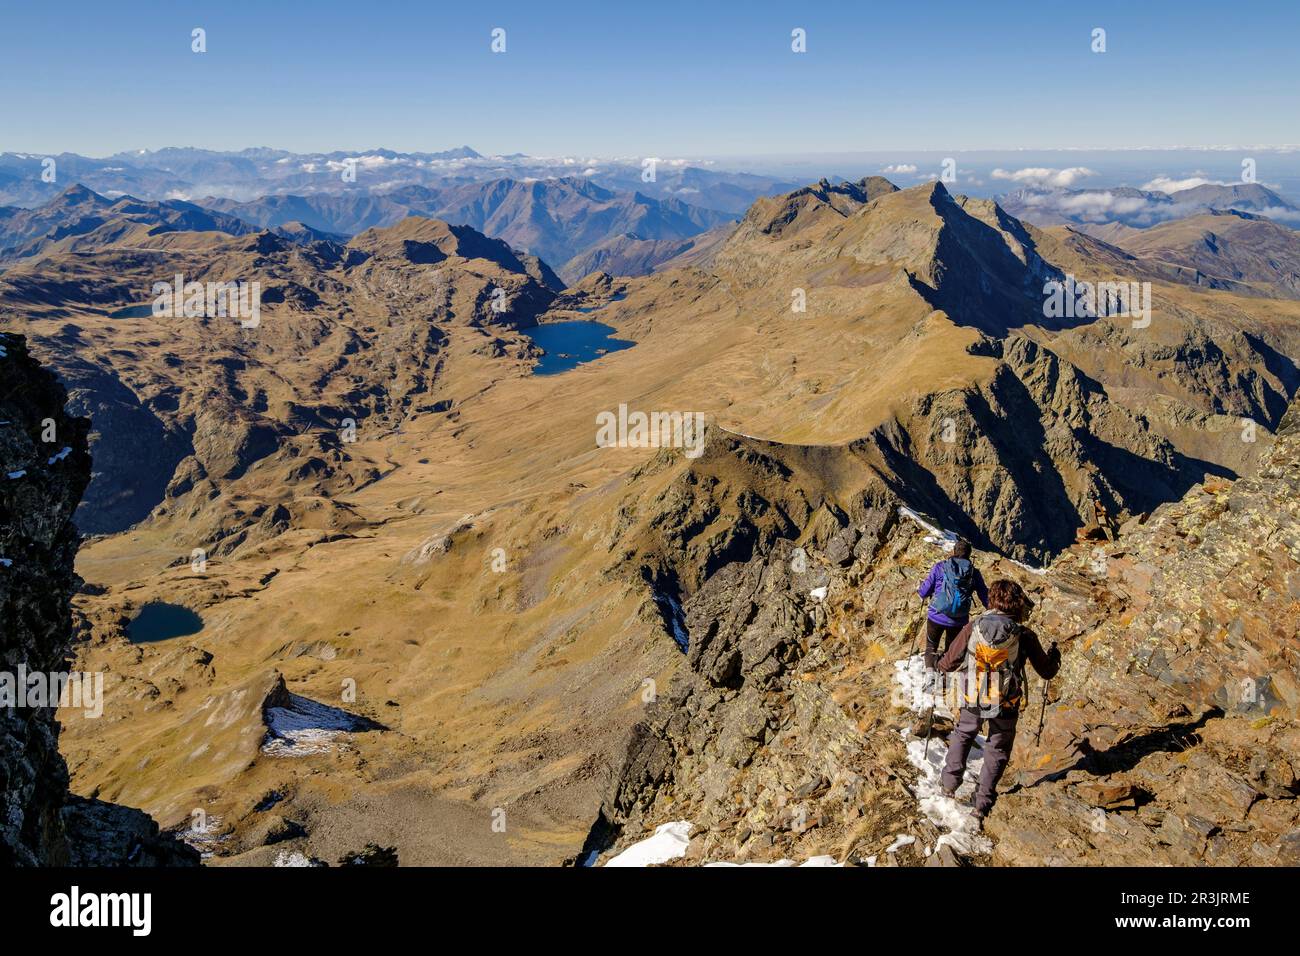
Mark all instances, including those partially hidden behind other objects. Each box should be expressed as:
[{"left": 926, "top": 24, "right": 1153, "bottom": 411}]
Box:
[
  {"left": 940, "top": 707, "right": 1018, "bottom": 817},
  {"left": 924, "top": 619, "right": 963, "bottom": 670}
]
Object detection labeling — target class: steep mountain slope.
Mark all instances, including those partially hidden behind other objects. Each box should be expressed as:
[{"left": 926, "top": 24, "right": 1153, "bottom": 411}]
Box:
[
  {"left": 592, "top": 393, "right": 1300, "bottom": 866},
  {"left": 1105, "top": 209, "right": 1300, "bottom": 300},
  {"left": 691, "top": 179, "right": 1298, "bottom": 557}
]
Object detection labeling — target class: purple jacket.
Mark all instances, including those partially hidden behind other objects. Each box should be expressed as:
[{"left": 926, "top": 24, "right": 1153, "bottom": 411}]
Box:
[{"left": 918, "top": 559, "right": 989, "bottom": 627}]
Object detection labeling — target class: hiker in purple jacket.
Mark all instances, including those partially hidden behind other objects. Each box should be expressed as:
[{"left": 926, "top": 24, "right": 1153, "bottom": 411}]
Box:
[{"left": 917, "top": 538, "right": 989, "bottom": 669}]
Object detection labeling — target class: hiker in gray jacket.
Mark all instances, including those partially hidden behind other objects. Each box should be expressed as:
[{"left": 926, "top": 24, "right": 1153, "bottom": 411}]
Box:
[{"left": 936, "top": 578, "right": 1059, "bottom": 826}]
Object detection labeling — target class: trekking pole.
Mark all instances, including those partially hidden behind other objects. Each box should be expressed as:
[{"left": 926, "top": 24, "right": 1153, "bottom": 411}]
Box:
[
  {"left": 1034, "top": 680, "right": 1048, "bottom": 746},
  {"left": 1034, "top": 643, "right": 1057, "bottom": 746},
  {"left": 921, "top": 664, "right": 940, "bottom": 761}
]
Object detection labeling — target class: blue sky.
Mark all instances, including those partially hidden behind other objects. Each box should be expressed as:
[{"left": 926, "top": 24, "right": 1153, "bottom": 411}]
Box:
[{"left": 2, "top": 0, "right": 1296, "bottom": 158}]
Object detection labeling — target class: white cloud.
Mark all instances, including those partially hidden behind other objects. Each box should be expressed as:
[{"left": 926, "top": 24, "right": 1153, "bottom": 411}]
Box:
[
  {"left": 1009, "top": 189, "right": 1159, "bottom": 223},
  {"left": 991, "top": 166, "right": 1097, "bottom": 188},
  {"left": 1055, "top": 191, "right": 1150, "bottom": 218},
  {"left": 881, "top": 163, "right": 917, "bottom": 174},
  {"left": 1140, "top": 175, "right": 1229, "bottom": 193}
]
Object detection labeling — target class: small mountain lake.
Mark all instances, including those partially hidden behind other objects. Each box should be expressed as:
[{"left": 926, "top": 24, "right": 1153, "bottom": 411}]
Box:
[
  {"left": 108, "top": 304, "right": 155, "bottom": 319},
  {"left": 526, "top": 320, "right": 634, "bottom": 375},
  {"left": 127, "top": 602, "right": 205, "bottom": 643}
]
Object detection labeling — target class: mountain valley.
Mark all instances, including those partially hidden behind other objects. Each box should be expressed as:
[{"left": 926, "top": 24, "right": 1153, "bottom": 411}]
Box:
[{"left": 3, "top": 167, "right": 1300, "bottom": 867}]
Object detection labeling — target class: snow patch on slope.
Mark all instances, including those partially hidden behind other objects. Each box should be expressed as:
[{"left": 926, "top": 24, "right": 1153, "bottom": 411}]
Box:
[
  {"left": 605, "top": 821, "right": 693, "bottom": 866},
  {"left": 604, "top": 820, "right": 845, "bottom": 867},
  {"left": 898, "top": 506, "right": 957, "bottom": 550},
  {"left": 262, "top": 692, "right": 378, "bottom": 758},
  {"left": 893, "top": 654, "right": 993, "bottom": 857}
]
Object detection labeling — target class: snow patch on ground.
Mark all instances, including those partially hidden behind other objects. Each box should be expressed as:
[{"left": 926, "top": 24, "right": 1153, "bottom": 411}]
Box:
[
  {"left": 885, "top": 833, "right": 916, "bottom": 853},
  {"left": 894, "top": 654, "right": 993, "bottom": 857},
  {"left": 898, "top": 506, "right": 957, "bottom": 550},
  {"left": 809, "top": 585, "right": 828, "bottom": 601},
  {"left": 605, "top": 821, "right": 693, "bottom": 867},
  {"left": 47, "top": 446, "right": 72, "bottom": 464},
  {"left": 900, "top": 506, "right": 1049, "bottom": 575},
  {"left": 7, "top": 470, "right": 25, "bottom": 480},
  {"left": 178, "top": 815, "right": 229, "bottom": 860},
  {"left": 273, "top": 850, "right": 320, "bottom": 867},
  {"left": 262, "top": 693, "right": 375, "bottom": 758},
  {"left": 605, "top": 821, "right": 844, "bottom": 867}
]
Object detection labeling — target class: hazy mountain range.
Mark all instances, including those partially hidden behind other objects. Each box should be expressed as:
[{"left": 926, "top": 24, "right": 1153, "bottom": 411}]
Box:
[
  {"left": 7, "top": 147, "right": 1299, "bottom": 288},
  {"left": 0, "top": 146, "right": 799, "bottom": 215},
  {"left": 203, "top": 177, "right": 735, "bottom": 283}
]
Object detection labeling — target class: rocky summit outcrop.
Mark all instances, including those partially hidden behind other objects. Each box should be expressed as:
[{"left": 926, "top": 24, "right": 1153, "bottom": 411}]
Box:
[
  {"left": 0, "top": 333, "right": 196, "bottom": 866},
  {"left": 590, "top": 395, "right": 1300, "bottom": 866}
]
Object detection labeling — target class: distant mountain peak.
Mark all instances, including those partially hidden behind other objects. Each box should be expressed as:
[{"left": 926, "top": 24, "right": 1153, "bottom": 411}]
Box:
[
  {"left": 429, "top": 145, "right": 481, "bottom": 160},
  {"left": 57, "top": 183, "right": 104, "bottom": 202}
]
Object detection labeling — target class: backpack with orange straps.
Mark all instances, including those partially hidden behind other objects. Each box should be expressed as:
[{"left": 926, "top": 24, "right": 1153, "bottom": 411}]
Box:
[{"left": 961, "top": 611, "right": 1025, "bottom": 718}]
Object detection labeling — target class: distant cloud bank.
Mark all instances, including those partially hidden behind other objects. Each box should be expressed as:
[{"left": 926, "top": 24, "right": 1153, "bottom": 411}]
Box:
[
  {"left": 1140, "top": 175, "right": 1228, "bottom": 193},
  {"left": 991, "top": 166, "right": 1097, "bottom": 188}
]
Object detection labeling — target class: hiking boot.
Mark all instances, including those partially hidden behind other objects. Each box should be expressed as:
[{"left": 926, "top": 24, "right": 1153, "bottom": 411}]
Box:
[{"left": 940, "top": 785, "right": 957, "bottom": 799}]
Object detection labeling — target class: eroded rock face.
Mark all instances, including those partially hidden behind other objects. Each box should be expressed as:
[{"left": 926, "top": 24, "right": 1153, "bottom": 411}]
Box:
[
  {"left": 59, "top": 357, "right": 192, "bottom": 534},
  {"left": 0, "top": 333, "right": 91, "bottom": 865},
  {"left": 0, "top": 333, "right": 196, "bottom": 866},
  {"left": 596, "top": 397, "right": 1300, "bottom": 866},
  {"left": 595, "top": 508, "right": 935, "bottom": 866}
]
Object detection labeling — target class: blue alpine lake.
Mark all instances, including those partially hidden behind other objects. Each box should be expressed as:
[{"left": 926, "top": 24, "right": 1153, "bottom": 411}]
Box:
[
  {"left": 127, "top": 602, "right": 205, "bottom": 643},
  {"left": 109, "top": 304, "right": 155, "bottom": 319},
  {"left": 525, "top": 320, "right": 634, "bottom": 375}
]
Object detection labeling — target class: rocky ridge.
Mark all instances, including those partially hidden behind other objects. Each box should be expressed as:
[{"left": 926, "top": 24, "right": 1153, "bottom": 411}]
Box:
[{"left": 589, "top": 396, "right": 1300, "bottom": 866}]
